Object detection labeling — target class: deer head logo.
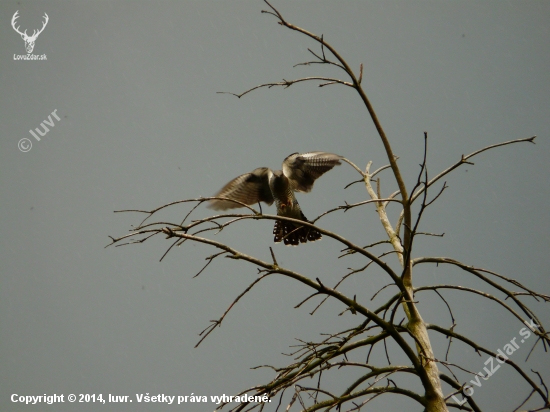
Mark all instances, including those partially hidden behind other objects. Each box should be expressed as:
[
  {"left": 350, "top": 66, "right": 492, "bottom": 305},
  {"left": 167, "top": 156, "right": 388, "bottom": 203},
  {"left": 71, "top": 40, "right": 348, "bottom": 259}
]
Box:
[{"left": 11, "top": 11, "right": 49, "bottom": 54}]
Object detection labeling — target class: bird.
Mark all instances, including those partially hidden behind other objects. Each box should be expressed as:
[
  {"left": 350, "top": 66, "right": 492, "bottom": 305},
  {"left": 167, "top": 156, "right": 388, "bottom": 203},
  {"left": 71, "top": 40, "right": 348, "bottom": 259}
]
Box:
[{"left": 208, "top": 151, "right": 343, "bottom": 246}]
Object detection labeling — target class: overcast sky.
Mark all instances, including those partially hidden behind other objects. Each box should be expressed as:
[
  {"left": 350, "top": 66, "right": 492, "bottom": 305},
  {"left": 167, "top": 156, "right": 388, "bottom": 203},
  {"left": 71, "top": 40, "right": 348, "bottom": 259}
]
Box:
[{"left": 1, "top": 1, "right": 549, "bottom": 411}]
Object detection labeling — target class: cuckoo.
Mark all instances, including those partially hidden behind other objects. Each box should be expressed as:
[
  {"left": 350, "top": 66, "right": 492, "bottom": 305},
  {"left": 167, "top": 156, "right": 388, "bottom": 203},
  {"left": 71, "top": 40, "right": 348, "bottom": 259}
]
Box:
[{"left": 208, "top": 152, "right": 343, "bottom": 246}]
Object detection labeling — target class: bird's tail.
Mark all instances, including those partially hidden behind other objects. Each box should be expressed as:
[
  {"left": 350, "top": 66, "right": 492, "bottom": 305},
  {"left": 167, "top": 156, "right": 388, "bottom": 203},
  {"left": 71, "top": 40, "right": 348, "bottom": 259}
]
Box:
[{"left": 273, "top": 212, "right": 322, "bottom": 246}]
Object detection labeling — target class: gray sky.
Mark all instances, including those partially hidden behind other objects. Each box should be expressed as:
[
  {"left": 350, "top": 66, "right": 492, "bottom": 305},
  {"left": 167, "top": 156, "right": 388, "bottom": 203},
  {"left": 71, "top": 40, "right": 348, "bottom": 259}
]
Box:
[{"left": 1, "top": 1, "right": 549, "bottom": 411}]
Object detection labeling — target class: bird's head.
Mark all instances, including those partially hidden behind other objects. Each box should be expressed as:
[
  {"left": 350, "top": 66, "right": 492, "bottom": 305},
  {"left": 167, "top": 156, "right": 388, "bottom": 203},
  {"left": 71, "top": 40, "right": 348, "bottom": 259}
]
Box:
[{"left": 268, "top": 170, "right": 289, "bottom": 194}]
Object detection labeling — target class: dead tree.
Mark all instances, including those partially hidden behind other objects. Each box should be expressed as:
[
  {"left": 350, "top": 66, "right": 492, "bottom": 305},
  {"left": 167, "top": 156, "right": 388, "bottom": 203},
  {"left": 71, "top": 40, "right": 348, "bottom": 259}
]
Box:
[{"left": 109, "top": 2, "right": 549, "bottom": 411}]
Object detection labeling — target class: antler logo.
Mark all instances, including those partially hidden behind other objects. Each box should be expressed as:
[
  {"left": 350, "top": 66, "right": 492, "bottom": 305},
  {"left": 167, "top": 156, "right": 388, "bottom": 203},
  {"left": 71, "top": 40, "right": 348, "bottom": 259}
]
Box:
[{"left": 11, "top": 10, "right": 49, "bottom": 54}]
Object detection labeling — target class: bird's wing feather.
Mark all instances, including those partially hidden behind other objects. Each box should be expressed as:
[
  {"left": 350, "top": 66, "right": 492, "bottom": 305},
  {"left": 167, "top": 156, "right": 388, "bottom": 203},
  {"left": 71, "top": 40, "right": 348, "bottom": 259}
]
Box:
[
  {"left": 208, "top": 167, "right": 274, "bottom": 210},
  {"left": 282, "top": 151, "right": 343, "bottom": 192}
]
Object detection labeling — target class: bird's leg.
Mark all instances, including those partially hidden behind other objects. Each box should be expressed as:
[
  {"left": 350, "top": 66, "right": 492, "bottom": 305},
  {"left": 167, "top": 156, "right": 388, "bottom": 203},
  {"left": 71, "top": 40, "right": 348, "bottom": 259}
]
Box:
[{"left": 258, "top": 201, "right": 263, "bottom": 214}]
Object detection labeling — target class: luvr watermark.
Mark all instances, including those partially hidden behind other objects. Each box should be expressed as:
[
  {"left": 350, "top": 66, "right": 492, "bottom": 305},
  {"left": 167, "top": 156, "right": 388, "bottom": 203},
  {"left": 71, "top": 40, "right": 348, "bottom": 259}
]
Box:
[
  {"left": 11, "top": 10, "right": 48, "bottom": 59},
  {"left": 18, "top": 109, "right": 61, "bottom": 152},
  {"left": 451, "top": 319, "right": 540, "bottom": 405}
]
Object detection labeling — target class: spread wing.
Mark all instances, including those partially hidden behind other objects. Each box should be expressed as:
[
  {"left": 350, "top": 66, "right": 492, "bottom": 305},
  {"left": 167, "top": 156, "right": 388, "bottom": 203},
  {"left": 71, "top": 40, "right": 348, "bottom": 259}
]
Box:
[
  {"left": 282, "top": 152, "right": 343, "bottom": 193},
  {"left": 208, "top": 167, "right": 274, "bottom": 210}
]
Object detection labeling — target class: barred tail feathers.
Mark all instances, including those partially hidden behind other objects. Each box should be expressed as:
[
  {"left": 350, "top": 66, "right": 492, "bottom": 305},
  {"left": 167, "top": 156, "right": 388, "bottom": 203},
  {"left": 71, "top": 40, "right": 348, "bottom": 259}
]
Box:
[{"left": 272, "top": 211, "right": 322, "bottom": 246}]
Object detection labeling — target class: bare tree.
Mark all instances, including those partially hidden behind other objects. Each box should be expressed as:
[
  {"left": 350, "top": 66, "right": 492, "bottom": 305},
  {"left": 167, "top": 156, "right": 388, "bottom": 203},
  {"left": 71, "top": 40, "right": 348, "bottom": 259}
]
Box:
[{"left": 109, "top": 2, "right": 549, "bottom": 411}]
